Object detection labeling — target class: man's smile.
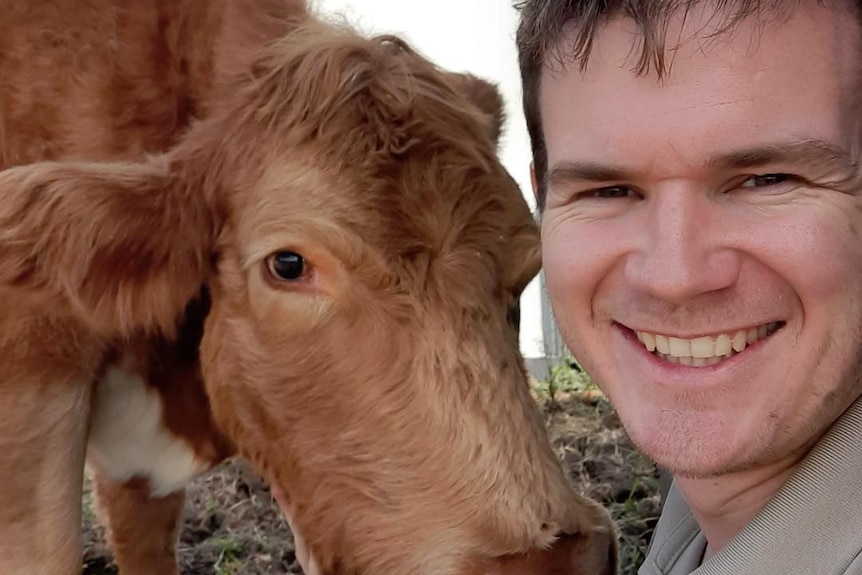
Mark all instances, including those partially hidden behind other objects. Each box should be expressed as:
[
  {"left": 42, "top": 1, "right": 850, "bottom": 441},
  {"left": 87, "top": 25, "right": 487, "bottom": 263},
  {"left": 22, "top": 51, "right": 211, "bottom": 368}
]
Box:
[{"left": 629, "top": 321, "right": 784, "bottom": 367}]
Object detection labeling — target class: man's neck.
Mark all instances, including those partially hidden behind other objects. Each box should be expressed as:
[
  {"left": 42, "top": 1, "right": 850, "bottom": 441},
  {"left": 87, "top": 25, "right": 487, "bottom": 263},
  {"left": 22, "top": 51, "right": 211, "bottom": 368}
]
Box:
[{"left": 674, "top": 452, "right": 807, "bottom": 556}]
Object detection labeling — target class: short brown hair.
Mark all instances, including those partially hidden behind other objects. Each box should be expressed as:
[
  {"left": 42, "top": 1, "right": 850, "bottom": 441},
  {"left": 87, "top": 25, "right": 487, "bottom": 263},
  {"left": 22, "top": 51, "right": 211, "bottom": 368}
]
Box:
[{"left": 514, "top": 0, "right": 842, "bottom": 210}]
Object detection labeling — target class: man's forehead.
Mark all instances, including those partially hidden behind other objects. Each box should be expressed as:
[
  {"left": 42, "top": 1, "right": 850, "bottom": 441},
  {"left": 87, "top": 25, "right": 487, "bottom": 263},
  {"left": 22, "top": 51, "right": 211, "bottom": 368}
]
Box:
[
  {"left": 540, "top": 0, "right": 861, "bottom": 123},
  {"left": 538, "top": 0, "right": 862, "bottom": 183}
]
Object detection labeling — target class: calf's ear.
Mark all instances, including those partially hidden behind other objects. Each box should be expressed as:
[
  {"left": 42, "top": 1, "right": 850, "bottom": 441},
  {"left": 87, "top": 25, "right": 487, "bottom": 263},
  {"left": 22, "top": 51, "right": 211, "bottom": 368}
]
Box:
[
  {"left": 449, "top": 73, "right": 507, "bottom": 147},
  {"left": 508, "top": 215, "right": 542, "bottom": 296},
  {"left": 0, "top": 158, "right": 219, "bottom": 337},
  {"left": 447, "top": 73, "right": 541, "bottom": 293}
]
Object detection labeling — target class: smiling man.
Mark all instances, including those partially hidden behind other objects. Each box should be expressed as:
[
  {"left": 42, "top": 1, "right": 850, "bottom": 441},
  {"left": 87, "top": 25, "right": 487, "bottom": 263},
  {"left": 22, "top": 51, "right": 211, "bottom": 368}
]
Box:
[{"left": 516, "top": 0, "right": 862, "bottom": 573}]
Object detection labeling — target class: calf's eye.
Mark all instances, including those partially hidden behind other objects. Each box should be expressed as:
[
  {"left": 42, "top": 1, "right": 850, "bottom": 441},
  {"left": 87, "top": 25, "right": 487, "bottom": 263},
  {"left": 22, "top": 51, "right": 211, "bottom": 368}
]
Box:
[{"left": 267, "top": 251, "right": 307, "bottom": 281}]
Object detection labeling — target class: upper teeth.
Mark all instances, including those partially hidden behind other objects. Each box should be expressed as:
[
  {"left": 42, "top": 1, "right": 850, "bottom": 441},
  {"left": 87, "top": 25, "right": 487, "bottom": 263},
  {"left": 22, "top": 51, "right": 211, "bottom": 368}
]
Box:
[{"left": 636, "top": 322, "right": 781, "bottom": 366}]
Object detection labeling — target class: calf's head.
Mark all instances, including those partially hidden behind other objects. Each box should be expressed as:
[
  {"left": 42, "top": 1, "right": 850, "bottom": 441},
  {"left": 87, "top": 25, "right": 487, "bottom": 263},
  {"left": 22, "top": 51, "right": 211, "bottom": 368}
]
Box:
[
  {"left": 0, "top": 16, "right": 616, "bottom": 575},
  {"left": 193, "top": 21, "right": 616, "bottom": 574}
]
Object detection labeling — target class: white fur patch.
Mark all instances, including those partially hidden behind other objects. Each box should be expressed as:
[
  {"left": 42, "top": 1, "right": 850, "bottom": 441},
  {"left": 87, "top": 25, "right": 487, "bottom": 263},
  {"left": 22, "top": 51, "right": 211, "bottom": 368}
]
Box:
[{"left": 87, "top": 367, "right": 207, "bottom": 497}]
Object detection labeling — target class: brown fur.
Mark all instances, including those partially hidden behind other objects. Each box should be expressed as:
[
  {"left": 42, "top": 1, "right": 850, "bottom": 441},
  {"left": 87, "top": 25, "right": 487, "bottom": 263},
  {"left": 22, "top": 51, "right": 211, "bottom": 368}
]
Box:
[
  {"left": 0, "top": 2, "right": 617, "bottom": 574},
  {"left": 92, "top": 473, "right": 186, "bottom": 575}
]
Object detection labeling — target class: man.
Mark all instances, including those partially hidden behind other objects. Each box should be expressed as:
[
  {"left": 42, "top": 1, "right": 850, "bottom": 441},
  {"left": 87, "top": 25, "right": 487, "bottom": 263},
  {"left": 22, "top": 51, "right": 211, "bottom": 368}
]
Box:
[{"left": 516, "top": 0, "right": 862, "bottom": 573}]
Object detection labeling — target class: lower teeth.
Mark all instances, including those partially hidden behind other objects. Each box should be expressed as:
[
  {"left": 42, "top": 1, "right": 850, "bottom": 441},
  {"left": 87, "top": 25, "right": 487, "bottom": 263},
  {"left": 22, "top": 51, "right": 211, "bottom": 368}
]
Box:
[{"left": 656, "top": 352, "right": 734, "bottom": 366}]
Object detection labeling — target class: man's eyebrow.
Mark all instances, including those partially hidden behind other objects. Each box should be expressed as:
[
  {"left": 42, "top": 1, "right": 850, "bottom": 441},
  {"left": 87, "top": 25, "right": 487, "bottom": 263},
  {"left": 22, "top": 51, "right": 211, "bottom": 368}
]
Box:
[
  {"left": 547, "top": 139, "right": 858, "bottom": 186},
  {"left": 707, "top": 139, "right": 857, "bottom": 171},
  {"left": 547, "top": 162, "right": 632, "bottom": 187}
]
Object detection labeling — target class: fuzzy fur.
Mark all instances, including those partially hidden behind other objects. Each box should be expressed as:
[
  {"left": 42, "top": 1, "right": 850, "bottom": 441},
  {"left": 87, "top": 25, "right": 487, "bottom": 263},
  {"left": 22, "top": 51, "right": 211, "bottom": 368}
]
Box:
[{"left": 0, "top": 1, "right": 617, "bottom": 574}]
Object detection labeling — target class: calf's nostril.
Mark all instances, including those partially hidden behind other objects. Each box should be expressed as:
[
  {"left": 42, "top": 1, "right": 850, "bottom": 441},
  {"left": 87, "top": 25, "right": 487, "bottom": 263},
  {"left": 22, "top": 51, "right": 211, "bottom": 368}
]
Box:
[{"left": 490, "top": 531, "right": 617, "bottom": 575}]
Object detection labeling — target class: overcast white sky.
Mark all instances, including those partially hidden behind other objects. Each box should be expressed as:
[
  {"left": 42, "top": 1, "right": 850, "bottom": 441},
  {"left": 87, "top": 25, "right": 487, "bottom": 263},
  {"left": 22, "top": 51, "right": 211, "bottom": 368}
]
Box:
[
  {"left": 311, "top": 1, "right": 545, "bottom": 358},
  {"left": 312, "top": 0, "right": 532, "bottom": 201}
]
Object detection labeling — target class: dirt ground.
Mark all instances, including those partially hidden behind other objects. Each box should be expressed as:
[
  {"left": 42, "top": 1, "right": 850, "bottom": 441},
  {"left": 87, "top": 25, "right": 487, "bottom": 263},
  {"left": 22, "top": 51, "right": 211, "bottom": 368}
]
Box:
[{"left": 81, "top": 389, "right": 661, "bottom": 575}]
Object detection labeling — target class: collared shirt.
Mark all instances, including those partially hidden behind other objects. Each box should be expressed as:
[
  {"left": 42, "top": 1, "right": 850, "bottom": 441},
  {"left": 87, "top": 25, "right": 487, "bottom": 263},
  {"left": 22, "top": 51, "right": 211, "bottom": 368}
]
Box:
[{"left": 639, "top": 398, "right": 862, "bottom": 575}]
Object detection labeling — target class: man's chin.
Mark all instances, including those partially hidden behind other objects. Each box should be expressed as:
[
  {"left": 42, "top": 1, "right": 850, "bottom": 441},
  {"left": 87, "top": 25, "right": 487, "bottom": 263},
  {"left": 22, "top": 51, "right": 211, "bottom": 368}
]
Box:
[
  {"left": 631, "top": 430, "right": 756, "bottom": 480},
  {"left": 660, "top": 462, "right": 740, "bottom": 481}
]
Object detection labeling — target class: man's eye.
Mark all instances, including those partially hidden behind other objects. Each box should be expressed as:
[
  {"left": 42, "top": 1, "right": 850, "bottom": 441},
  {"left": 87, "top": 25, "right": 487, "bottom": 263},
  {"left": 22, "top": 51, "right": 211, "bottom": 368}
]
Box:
[
  {"left": 592, "top": 186, "right": 634, "bottom": 199},
  {"left": 739, "top": 173, "right": 792, "bottom": 188}
]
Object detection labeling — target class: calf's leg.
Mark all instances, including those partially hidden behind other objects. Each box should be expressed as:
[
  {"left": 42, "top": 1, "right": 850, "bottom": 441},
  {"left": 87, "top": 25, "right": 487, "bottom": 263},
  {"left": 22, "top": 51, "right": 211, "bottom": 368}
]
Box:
[
  {"left": 85, "top": 333, "right": 231, "bottom": 575},
  {"left": 0, "top": 374, "right": 91, "bottom": 575},
  {"left": 91, "top": 469, "right": 185, "bottom": 575}
]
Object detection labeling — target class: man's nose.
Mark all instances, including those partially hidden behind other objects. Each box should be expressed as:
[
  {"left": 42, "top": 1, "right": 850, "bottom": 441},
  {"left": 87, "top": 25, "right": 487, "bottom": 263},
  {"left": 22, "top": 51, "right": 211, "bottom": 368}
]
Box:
[{"left": 624, "top": 187, "right": 741, "bottom": 303}]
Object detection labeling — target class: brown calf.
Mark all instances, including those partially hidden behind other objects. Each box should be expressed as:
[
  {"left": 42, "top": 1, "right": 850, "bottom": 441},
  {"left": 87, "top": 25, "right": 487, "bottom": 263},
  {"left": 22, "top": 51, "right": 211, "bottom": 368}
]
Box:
[{"left": 0, "top": 1, "right": 617, "bottom": 574}]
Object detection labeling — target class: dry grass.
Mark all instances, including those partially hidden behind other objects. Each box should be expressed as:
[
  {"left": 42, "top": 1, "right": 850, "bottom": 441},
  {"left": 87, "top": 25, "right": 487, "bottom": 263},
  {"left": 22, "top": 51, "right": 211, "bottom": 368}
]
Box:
[{"left": 534, "top": 389, "right": 661, "bottom": 573}]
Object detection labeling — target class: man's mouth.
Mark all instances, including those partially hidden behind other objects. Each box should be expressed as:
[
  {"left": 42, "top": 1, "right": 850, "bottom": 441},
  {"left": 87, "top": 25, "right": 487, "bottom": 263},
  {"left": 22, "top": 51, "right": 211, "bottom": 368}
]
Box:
[{"left": 634, "top": 321, "right": 784, "bottom": 367}]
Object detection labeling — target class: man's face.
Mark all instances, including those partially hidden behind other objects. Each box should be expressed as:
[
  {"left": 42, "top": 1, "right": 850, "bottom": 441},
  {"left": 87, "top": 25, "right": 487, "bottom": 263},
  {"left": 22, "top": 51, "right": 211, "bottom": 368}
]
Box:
[{"left": 538, "top": 1, "right": 862, "bottom": 478}]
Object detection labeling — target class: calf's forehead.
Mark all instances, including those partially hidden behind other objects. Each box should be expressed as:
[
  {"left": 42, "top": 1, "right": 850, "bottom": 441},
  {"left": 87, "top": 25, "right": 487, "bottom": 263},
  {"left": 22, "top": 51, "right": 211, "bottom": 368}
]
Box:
[{"left": 227, "top": 144, "right": 528, "bottom": 260}]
